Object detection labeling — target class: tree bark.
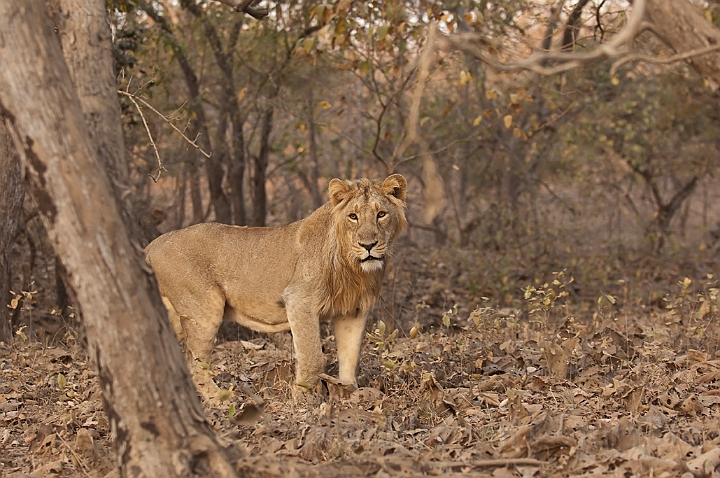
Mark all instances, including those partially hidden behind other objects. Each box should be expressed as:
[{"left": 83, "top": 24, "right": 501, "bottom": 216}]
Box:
[
  {"left": 561, "top": 0, "right": 591, "bottom": 50},
  {"left": 0, "top": 122, "right": 25, "bottom": 342},
  {"left": 252, "top": 107, "right": 273, "bottom": 226},
  {"left": 305, "top": 88, "right": 324, "bottom": 209},
  {"left": 646, "top": 0, "right": 720, "bottom": 88},
  {"left": 0, "top": 1, "right": 237, "bottom": 476}
]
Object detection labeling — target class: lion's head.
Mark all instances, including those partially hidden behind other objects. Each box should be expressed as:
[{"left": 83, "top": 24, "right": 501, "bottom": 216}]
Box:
[{"left": 328, "top": 174, "right": 408, "bottom": 273}]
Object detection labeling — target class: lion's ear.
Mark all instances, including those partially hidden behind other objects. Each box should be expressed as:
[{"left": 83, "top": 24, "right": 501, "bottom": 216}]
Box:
[
  {"left": 382, "top": 174, "right": 407, "bottom": 203},
  {"left": 328, "top": 178, "right": 352, "bottom": 206}
]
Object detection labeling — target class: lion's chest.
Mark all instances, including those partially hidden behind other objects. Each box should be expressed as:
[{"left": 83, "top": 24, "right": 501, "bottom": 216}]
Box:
[{"left": 319, "top": 270, "right": 382, "bottom": 318}]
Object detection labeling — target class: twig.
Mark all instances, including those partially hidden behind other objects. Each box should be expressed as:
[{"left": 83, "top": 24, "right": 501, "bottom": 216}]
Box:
[
  {"left": 317, "top": 122, "right": 376, "bottom": 158},
  {"left": 393, "top": 135, "right": 474, "bottom": 169},
  {"left": 118, "top": 90, "right": 213, "bottom": 180},
  {"left": 57, "top": 433, "right": 92, "bottom": 477},
  {"left": 610, "top": 43, "right": 720, "bottom": 77},
  {"left": 471, "top": 458, "right": 547, "bottom": 467},
  {"left": 119, "top": 90, "right": 165, "bottom": 182}
]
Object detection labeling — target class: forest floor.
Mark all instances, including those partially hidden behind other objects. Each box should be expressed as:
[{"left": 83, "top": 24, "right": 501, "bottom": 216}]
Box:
[{"left": 1, "top": 247, "right": 720, "bottom": 477}]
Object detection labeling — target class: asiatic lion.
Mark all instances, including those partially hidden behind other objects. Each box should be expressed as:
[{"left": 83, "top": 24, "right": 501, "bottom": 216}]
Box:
[{"left": 145, "top": 174, "right": 407, "bottom": 394}]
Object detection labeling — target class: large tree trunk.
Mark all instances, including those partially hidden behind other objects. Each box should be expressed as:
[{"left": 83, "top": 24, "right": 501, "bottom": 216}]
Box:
[
  {"left": 0, "top": 122, "right": 25, "bottom": 342},
  {"left": 47, "top": 0, "right": 133, "bottom": 229},
  {"left": 646, "top": 0, "right": 720, "bottom": 88},
  {"left": 0, "top": 1, "right": 237, "bottom": 476}
]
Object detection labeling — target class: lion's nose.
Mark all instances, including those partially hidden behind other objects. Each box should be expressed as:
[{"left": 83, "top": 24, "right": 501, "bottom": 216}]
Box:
[{"left": 359, "top": 241, "right": 378, "bottom": 253}]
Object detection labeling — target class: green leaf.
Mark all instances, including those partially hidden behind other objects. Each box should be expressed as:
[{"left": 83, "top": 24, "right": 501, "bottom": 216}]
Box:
[
  {"left": 57, "top": 373, "right": 67, "bottom": 389},
  {"left": 376, "top": 25, "right": 389, "bottom": 41},
  {"left": 217, "top": 388, "right": 232, "bottom": 402}
]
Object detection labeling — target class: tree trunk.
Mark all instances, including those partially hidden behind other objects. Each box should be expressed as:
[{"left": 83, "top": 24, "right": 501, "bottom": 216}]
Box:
[
  {"left": 138, "top": 0, "right": 232, "bottom": 224},
  {"left": 252, "top": 107, "right": 273, "bottom": 226},
  {"left": 646, "top": 0, "right": 720, "bottom": 88},
  {"left": 0, "top": 1, "right": 237, "bottom": 476},
  {"left": 306, "top": 88, "right": 323, "bottom": 209},
  {"left": 48, "top": 0, "right": 163, "bottom": 246},
  {"left": 182, "top": 3, "right": 247, "bottom": 226},
  {"left": 228, "top": 118, "right": 248, "bottom": 225},
  {"left": 0, "top": 122, "right": 25, "bottom": 342},
  {"left": 189, "top": 160, "right": 204, "bottom": 224}
]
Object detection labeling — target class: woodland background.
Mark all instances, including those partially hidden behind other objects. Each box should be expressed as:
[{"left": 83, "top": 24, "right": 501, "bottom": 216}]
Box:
[{"left": 1, "top": 0, "right": 720, "bottom": 476}]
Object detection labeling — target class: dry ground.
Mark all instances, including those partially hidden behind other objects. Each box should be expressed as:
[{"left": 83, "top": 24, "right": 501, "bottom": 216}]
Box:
[{"left": 1, "top": 288, "right": 720, "bottom": 478}]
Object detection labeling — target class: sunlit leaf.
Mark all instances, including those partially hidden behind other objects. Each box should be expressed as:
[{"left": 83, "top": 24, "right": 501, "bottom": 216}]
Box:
[
  {"left": 303, "top": 37, "right": 315, "bottom": 54},
  {"left": 319, "top": 101, "right": 332, "bottom": 109},
  {"left": 376, "top": 25, "right": 389, "bottom": 41},
  {"left": 473, "top": 115, "right": 483, "bottom": 127},
  {"left": 409, "top": 324, "right": 419, "bottom": 338},
  {"left": 504, "top": 115, "right": 513, "bottom": 129}
]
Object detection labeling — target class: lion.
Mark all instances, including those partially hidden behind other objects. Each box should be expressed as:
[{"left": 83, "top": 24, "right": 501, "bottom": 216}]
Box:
[{"left": 145, "top": 174, "right": 407, "bottom": 396}]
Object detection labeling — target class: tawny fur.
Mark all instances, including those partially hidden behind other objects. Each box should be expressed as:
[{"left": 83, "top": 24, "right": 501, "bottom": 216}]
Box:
[{"left": 145, "top": 175, "right": 407, "bottom": 393}]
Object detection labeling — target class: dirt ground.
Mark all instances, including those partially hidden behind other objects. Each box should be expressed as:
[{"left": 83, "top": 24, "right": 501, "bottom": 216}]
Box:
[{"left": 2, "top": 279, "right": 720, "bottom": 478}]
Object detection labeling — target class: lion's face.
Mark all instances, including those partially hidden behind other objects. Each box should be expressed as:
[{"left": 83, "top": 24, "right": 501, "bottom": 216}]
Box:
[{"left": 328, "top": 174, "right": 408, "bottom": 273}]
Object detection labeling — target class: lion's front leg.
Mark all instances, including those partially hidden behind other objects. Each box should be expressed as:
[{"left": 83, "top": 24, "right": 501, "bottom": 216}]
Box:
[
  {"left": 333, "top": 313, "right": 368, "bottom": 387},
  {"left": 286, "top": 301, "right": 325, "bottom": 388}
]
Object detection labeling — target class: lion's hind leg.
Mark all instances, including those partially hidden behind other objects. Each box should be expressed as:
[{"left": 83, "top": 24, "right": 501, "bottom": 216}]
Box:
[
  {"left": 164, "top": 290, "right": 226, "bottom": 401},
  {"left": 161, "top": 296, "right": 186, "bottom": 342}
]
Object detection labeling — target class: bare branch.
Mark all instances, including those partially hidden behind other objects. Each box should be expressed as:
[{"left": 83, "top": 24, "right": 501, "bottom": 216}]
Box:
[
  {"left": 610, "top": 43, "right": 720, "bottom": 76},
  {"left": 118, "top": 90, "right": 212, "bottom": 163},
  {"left": 316, "top": 122, "right": 376, "bottom": 160},
  {"left": 448, "top": 0, "right": 720, "bottom": 78},
  {"left": 441, "top": 0, "right": 646, "bottom": 75},
  {"left": 393, "top": 135, "right": 475, "bottom": 170},
  {"left": 119, "top": 90, "right": 165, "bottom": 182}
]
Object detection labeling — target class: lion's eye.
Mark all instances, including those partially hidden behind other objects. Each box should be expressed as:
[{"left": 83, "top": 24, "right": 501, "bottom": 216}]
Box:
[
  {"left": 377, "top": 211, "right": 387, "bottom": 219},
  {"left": 348, "top": 213, "right": 358, "bottom": 221}
]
